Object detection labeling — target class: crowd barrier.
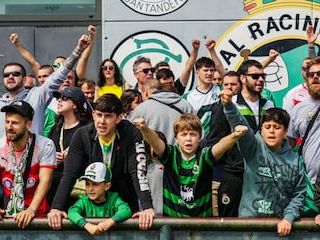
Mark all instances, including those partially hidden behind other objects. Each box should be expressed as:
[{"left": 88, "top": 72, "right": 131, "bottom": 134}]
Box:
[{"left": 0, "top": 217, "right": 319, "bottom": 239}]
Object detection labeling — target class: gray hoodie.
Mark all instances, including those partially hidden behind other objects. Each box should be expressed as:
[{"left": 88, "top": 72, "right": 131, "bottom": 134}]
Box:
[{"left": 129, "top": 91, "right": 195, "bottom": 145}]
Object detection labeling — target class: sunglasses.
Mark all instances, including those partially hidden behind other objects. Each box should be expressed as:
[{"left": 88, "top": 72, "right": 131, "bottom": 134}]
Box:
[
  {"left": 60, "top": 96, "right": 72, "bottom": 101},
  {"left": 307, "top": 70, "right": 320, "bottom": 78},
  {"left": 245, "top": 73, "right": 266, "bottom": 80},
  {"left": 137, "top": 68, "right": 155, "bottom": 74},
  {"left": 52, "top": 62, "right": 62, "bottom": 69},
  {"left": 3, "top": 71, "right": 23, "bottom": 78},
  {"left": 101, "top": 65, "right": 114, "bottom": 71}
]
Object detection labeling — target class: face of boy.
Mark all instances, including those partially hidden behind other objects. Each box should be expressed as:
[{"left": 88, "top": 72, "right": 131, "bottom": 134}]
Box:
[
  {"left": 86, "top": 180, "right": 111, "bottom": 203},
  {"left": 93, "top": 110, "right": 122, "bottom": 140},
  {"left": 175, "top": 129, "right": 200, "bottom": 158},
  {"left": 261, "top": 120, "right": 287, "bottom": 151}
]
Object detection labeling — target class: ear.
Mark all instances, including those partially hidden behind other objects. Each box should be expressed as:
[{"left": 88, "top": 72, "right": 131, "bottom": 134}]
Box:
[
  {"left": 239, "top": 74, "right": 246, "bottom": 84},
  {"left": 105, "top": 182, "right": 112, "bottom": 191},
  {"left": 116, "top": 114, "right": 122, "bottom": 124},
  {"left": 26, "top": 120, "right": 32, "bottom": 130},
  {"left": 283, "top": 128, "right": 288, "bottom": 139}
]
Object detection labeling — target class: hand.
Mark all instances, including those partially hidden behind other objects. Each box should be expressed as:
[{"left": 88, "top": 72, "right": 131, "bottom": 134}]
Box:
[
  {"left": 233, "top": 125, "right": 248, "bottom": 138},
  {"left": 47, "top": 209, "right": 67, "bottom": 230},
  {"left": 63, "top": 147, "right": 69, "bottom": 160},
  {"left": 9, "top": 33, "right": 19, "bottom": 45},
  {"left": 315, "top": 214, "right": 320, "bottom": 225},
  {"left": 205, "top": 39, "right": 216, "bottom": 52},
  {"left": 56, "top": 151, "right": 64, "bottom": 165},
  {"left": 220, "top": 89, "right": 233, "bottom": 105},
  {"left": 277, "top": 219, "right": 292, "bottom": 237},
  {"left": 84, "top": 223, "right": 100, "bottom": 235},
  {"left": 192, "top": 39, "right": 200, "bottom": 50},
  {"left": 132, "top": 208, "right": 154, "bottom": 230},
  {"left": 307, "top": 24, "right": 319, "bottom": 45},
  {"left": 97, "top": 219, "right": 116, "bottom": 232},
  {"left": 0, "top": 209, "right": 5, "bottom": 221},
  {"left": 133, "top": 118, "right": 146, "bottom": 130},
  {"left": 14, "top": 208, "right": 35, "bottom": 229},
  {"left": 267, "top": 49, "right": 279, "bottom": 62},
  {"left": 87, "top": 25, "right": 97, "bottom": 39},
  {"left": 77, "top": 34, "right": 91, "bottom": 52}
]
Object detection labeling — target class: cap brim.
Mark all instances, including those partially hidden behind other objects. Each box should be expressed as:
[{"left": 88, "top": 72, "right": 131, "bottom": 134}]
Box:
[
  {"left": 52, "top": 91, "right": 61, "bottom": 99},
  {"left": 79, "top": 176, "right": 106, "bottom": 183}
]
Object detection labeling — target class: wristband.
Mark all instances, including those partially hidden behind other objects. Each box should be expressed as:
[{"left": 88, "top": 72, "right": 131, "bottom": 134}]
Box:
[{"left": 27, "top": 206, "right": 36, "bottom": 215}]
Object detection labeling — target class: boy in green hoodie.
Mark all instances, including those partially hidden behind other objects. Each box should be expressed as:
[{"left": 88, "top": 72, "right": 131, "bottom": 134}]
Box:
[{"left": 68, "top": 162, "right": 132, "bottom": 235}]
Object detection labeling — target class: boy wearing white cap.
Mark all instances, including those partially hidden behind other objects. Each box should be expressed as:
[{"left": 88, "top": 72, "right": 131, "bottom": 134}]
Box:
[{"left": 68, "top": 162, "right": 132, "bottom": 235}]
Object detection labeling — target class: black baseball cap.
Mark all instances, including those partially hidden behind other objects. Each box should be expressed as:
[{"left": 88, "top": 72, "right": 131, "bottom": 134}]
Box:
[
  {"left": 53, "top": 86, "right": 85, "bottom": 107},
  {"left": 1, "top": 100, "right": 34, "bottom": 120}
]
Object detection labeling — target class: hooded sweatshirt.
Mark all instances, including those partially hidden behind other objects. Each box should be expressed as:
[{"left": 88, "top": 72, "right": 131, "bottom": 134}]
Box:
[
  {"left": 129, "top": 91, "right": 194, "bottom": 144},
  {"left": 223, "top": 102, "right": 306, "bottom": 223}
]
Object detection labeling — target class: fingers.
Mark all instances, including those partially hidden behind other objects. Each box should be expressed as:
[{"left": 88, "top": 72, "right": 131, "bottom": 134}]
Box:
[
  {"left": 315, "top": 214, "right": 320, "bottom": 225},
  {"left": 9, "top": 33, "right": 19, "bottom": 44},
  {"left": 133, "top": 118, "right": 145, "bottom": 129},
  {"left": 205, "top": 39, "right": 216, "bottom": 50},
  {"left": 137, "top": 210, "right": 154, "bottom": 230},
  {"left": 15, "top": 210, "right": 34, "bottom": 229},
  {"left": 47, "top": 210, "right": 64, "bottom": 230},
  {"left": 192, "top": 39, "right": 200, "bottom": 49}
]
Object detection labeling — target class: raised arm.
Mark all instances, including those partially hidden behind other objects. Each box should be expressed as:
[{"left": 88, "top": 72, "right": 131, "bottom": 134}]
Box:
[
  {"left": 206, "top": 39, "right": 226, "bottom": 76},
  {"left": 9, "top": 33, "right": 41, "bottom": 77},
  {"left": 179, "top": 39, "right": 200, "bottom": 86},
  {"left": 212, "top": 125, "right": 248, "bottom": 160},
  {"left": 261, "top": 49, "right": 279, "bottom": 69},
  {"left": 76, "top": 25, "right": 96, "bottom": 80},
  {"left": 133, "top": 118, "right": 166, "bottom": 157},
  {"left": 307, "top": 24, "right": 318, "bottom": 58}
]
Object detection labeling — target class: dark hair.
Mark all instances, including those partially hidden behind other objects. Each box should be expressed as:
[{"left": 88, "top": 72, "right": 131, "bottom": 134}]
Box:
[
  {"left": 223, "top": 71, "right": 241, "bottom": 84},
  {"left": 156, "top": 68, "right": 175, "bottom": 80},
  {"left": 195, "top": 57, "right": 215, "bottom": 70},
  {"left": 3, "top": 62, "right": 26, "bottom": 77},
  {"left": 98, "top": 59, "right": 123, "bottom": 87},
  {"left": 261, "top": 108, "right": 290, "bottom": 129},
  {"left": 39, "top": 64, "right": 54, "bottom": 74},
  {"left": 154, "top": 61, "right": 170, "bottom": 72},
  {"left": 237, "top": 59, "right": 263, "bottom": 75},
  {"left": 121, "top": 89, "right": 142, "bottom": 115},
  {"left": 94, "top": 93, "right": 123, "bottom": 115}
]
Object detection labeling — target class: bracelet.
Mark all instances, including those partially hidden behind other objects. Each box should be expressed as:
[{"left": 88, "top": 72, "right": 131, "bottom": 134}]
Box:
[{"left": 27, "top": 206, "right": 36, "bottom": 215}]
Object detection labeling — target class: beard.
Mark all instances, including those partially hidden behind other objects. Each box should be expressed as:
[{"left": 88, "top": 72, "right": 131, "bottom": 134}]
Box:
[
  {"left": 245, "top": 82, "right": 261, "bottom": 96},
  {"left": 4, "top": 80, "right": 24, "bottom": 93},
  {"left": 6, "top": 130, "right": 26, "bottom": 142},
  {"left": 307, "top": 81, "right": 320, "bottom": 100}
]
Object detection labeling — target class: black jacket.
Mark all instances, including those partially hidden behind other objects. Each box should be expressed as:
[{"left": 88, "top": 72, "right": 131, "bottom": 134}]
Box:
[{"left": 51, "top": 120, "right": 153, "bottom": 212}]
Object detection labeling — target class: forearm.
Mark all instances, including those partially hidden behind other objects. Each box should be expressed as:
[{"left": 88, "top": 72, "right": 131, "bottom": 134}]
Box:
[
  {"left": 112, "top": 203, "right": 132, "bottom": 222},
  {"left": 14, "top": 43, "right": 41, "bottom": 75},
  {"left": 68, "top": 204, "right": 87, "bottom": 228},
  {"left": 140, "top": 126, "right": 165, "bottom": 156},
  {"left": 309, "top": 45, "right": 317, "bottom": 58},
  {"left": 180, "top": 49, "right": 198, "bottom": 86},
  {"left": 65, "top": 46, "right": 85, "bottom": 71},
  {"left": 212, "top": 132, "right": 240, "bottom": 160},
  {"left": 209, "top": 49, "right": 226, "bottom": 76},
  {"left": 76, "top": 43, "right": 93, "bottom": 80}
]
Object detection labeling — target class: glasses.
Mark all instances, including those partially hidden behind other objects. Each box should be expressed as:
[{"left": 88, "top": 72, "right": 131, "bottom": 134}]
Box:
[
  {"left": 60, "top": 96, "right": 72, "bottom": 101},
  {"left": 307, "top": 70, "right": 320, "bottom": 78},
  {"left": 52, "top": 62, "right": 62, "bottom": 69},
  {"left": 102, "top": 65, "right": 114, "bottom": 71},
  {"left": 245, "top": 73, "right": 266, "bottom": 80},
  {"left": 136, "top": 68, "right": 155, "bottom": 74},
  {"left": 3, "top": 71, "right": 23, "bottom": 78}
]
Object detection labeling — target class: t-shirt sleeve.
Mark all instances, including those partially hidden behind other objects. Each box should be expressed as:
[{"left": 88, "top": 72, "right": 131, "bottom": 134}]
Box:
[{"left": 39, "top": 138, "right": 56, "bottom": 168}]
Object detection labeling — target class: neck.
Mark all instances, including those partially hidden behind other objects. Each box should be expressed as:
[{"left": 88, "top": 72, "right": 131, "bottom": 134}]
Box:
[
  {"left": 8, "top": 88, "right": 24, "bottom": 99},
  {"left": 93, "top": 194, "right": 107, "bottom": 204},
  {"left": 99, "top": 132, "right": 116, "bottom": 143},
  {"left": 63, "top": 113, "right": 80, "bottom": 129},
  {"left": 241, "top": 88, "right": 259, "bottom": 102},
  {"left": 105, "top": 77, "right": 115, "bottom": 86},
  {"left": 197, "top": 81, "right": 212, "bottom": 92},
  {"left": 12, "top": 131, "right": 29, "bottom": 148}
]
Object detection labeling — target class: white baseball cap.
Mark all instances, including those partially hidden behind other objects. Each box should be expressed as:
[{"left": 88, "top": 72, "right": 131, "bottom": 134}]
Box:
[{"left": 80, "top": 162, "right": 112, "bottom": 183}]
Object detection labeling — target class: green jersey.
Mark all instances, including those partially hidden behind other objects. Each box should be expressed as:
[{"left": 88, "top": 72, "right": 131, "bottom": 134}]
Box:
[
  {"left": 159, "top": 145, "right": 215, "bottom": 217},
  {"left": 68, "top": 191, "right": 132, "bottom": 228}
]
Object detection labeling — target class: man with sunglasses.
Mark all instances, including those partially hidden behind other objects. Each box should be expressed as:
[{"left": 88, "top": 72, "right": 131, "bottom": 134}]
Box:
[
  {"left": 206, "top": 60, "right": 274, "bottom": 217},
  {"left": 132, "top": 57, "right": 154, "bottom": 95},
  {"left": 0, "top": 33, "right": 91, "bottom": 139},
  {"left": 288, "top": 57, "right": 320, "bottom": 185}
]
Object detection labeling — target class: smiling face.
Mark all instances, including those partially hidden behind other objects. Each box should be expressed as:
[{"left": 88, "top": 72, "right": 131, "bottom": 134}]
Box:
[
  {"left": 261, "top": 120, "right": 287, "bottom": 151},
  {"left": 85, "top": 180, "right": 111, "bottom": 203},
  {"left": 3, "top": 65, "right": 25, "bottom": 93}
]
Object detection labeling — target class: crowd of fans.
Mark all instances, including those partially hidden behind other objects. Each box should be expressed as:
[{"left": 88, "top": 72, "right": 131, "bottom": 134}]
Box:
[{"left": 0, "top": 24, "right": 320, "bottom": 237}]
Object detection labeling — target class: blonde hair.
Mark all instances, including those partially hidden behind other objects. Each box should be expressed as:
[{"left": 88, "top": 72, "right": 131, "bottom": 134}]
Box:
[{"left": 173, "top": 113, "right": 202, "bottom": 137}]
